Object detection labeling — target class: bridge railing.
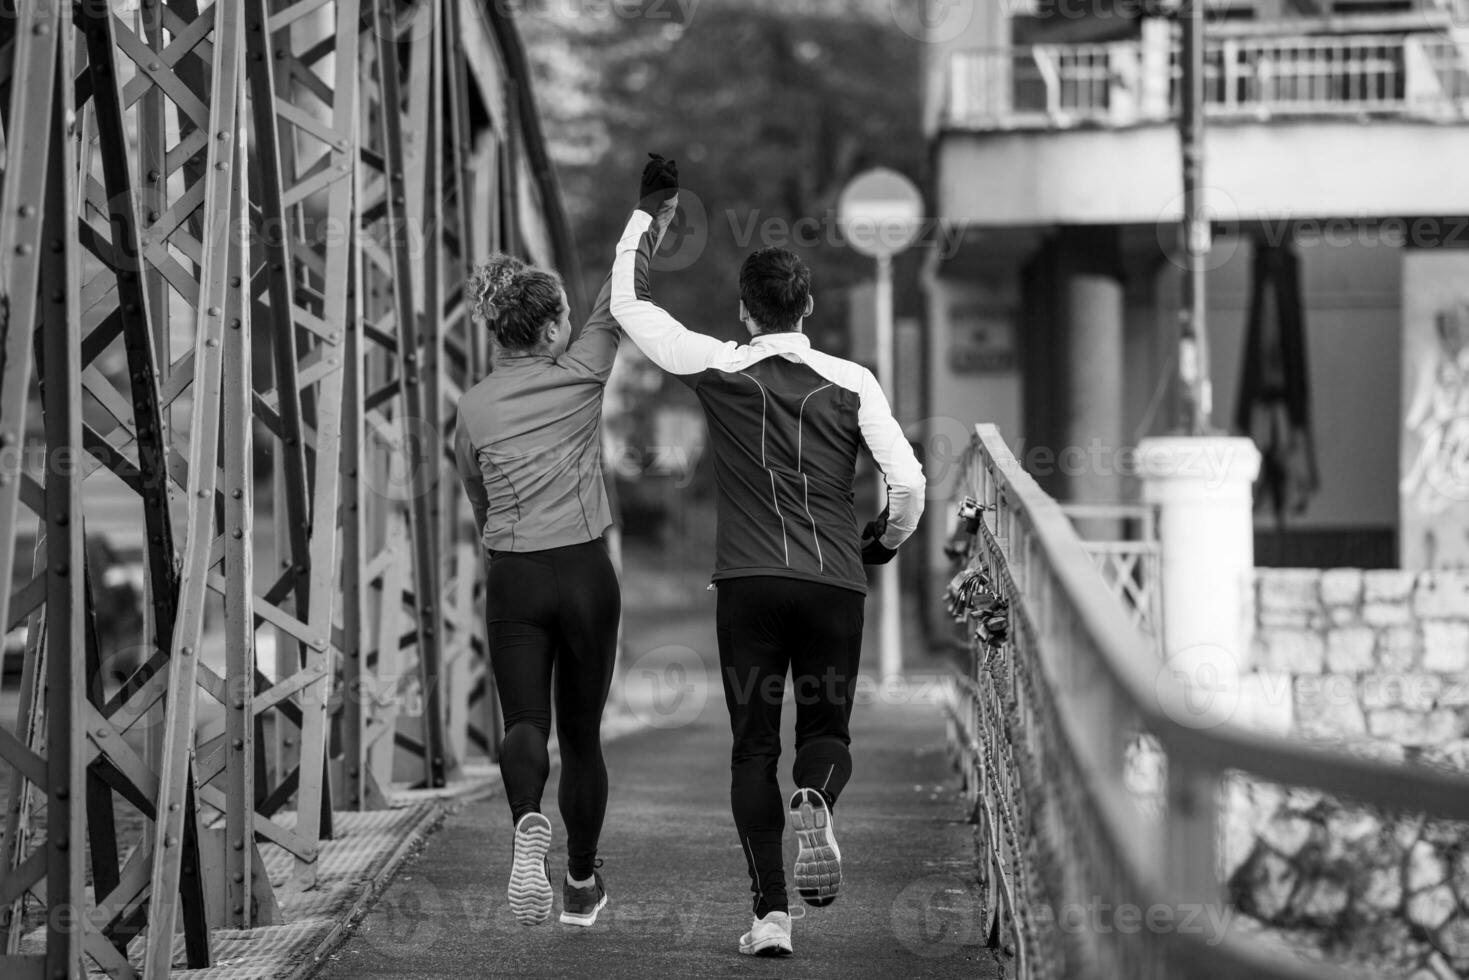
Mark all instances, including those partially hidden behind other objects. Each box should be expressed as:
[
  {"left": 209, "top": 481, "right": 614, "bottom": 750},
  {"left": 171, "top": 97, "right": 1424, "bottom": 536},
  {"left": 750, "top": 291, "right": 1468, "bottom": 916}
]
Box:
[
  {"left": 943, "top": 425, "right": 1469, "bottom": 980},
  {"left": 944, "top": 30, "right": 1469, "bottom": 130}
]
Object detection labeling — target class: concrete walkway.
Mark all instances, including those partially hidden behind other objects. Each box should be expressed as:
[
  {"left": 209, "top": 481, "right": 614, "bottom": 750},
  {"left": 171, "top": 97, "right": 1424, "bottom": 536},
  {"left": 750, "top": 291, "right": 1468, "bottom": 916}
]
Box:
[{"left": 316, "top": 606, "right": 1005, "bottom": 979}]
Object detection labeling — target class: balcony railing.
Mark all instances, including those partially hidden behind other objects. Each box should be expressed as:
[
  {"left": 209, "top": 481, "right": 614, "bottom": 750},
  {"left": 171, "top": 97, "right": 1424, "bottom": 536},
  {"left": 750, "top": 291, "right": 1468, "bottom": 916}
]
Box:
[
  {"left": 1061, "top": 502, "right": 1162, "bottom": 645},
  {"left": 944, "top": 31, "right": 1469, "bottom": 130}
]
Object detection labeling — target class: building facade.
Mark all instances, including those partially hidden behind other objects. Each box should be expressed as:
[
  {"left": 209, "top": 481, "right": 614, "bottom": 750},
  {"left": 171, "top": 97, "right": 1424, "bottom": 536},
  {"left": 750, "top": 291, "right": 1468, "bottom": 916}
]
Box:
[{"left": 921, "top": 0, "right": 1469, "bottom": 631}]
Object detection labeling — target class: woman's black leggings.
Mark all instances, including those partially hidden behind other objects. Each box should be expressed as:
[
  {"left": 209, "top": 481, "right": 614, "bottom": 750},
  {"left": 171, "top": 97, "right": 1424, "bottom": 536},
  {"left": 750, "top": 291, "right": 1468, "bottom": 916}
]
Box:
[{"left": 486, "top": 538, "right": 620, "bottom": 880}]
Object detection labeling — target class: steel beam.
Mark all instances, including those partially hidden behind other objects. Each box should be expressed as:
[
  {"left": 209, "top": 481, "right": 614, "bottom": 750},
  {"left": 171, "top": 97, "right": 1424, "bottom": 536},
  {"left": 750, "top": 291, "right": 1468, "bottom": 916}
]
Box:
[
  {"left": 365, "top": 0, "right": 448, "bottom": 789},
  {"left": 140, "top": 2, "right": 244, "bottom": 972},
  {"left": 240, "top": 0, "right": 359, "bottom": 887},
  {"left": 0, "top": 0, "right": 61, "bottom": 645},
  {"left": 40, "top": 28, "right": 86, "bottom": 980},
  {"left": 220, "top": 78, "right": 257, "bottom": 929}
]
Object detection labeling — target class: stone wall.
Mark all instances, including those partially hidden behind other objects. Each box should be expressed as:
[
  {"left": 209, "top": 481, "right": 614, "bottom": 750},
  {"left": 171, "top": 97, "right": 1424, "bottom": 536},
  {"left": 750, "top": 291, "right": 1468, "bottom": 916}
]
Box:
[
  {"left": 1225, "top": 569, "right": 1469, "bottom": 979},
  {"left": 1249, "top": 568, "right": 1469, "bottom": 751}
]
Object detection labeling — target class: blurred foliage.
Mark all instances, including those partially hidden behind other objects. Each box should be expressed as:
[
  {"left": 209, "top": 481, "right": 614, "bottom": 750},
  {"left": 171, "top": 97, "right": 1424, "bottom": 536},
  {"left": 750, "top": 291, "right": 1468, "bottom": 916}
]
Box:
[{"left": 519, "top": 0, "right": 926, "bottom": 347}]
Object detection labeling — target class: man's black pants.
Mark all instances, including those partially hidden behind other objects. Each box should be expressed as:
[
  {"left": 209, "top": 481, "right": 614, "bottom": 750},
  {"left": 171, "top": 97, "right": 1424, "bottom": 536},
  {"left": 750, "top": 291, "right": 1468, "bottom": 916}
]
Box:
[{"left": 716, "top": 575, "right": 865, "bottom": 917}]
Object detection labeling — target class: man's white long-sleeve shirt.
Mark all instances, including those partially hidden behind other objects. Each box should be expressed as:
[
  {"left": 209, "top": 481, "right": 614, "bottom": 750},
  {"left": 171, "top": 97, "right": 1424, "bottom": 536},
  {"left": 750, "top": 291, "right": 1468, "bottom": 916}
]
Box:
[{"left": 610, "top": 209, "right": 925, "bottom": 594}]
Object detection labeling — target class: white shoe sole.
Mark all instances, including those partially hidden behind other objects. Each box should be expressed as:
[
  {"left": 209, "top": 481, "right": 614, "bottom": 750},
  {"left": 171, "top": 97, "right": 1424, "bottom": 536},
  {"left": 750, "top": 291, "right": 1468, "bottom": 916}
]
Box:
[
  {"left": 507, "top": 816, "right": 553, "bottom": 925},
  {"left": 791, "top": 790, "right": 841, "bottom": 906},
  {"left": 739, "top": 934, "right": 793, "bottom": 956},
  {"left": 559, "top": 892, "right": 608, "bottom": 927}
]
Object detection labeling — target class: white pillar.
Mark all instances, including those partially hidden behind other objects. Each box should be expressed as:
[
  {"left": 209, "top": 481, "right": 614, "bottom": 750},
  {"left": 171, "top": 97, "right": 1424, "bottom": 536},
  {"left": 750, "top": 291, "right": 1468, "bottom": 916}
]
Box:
[
  {"left": 1139, "top": 16, "right": 1173, "bottom": 121},
  {"left": 1140, "top": 437, "right": 1261, "bottom": 729}
]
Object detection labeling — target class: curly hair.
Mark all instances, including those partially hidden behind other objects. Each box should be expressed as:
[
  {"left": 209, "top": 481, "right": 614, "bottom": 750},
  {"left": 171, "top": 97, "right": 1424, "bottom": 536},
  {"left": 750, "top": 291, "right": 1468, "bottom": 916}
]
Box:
[{"left": 466, "top": 253, "right": 564, "bottom": 354}]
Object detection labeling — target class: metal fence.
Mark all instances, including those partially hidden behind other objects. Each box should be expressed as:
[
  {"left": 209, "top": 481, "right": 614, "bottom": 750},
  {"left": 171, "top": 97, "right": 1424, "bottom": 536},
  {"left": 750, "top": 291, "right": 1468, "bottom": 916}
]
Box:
[
  {"left": 942, "top": 425, "right": 1469, "bottom": 980},
  {"left": 945, "top": 31, "right": 1469, "bottom": 129},
  {"left": 0, "top": 2, "right": 577, "bottom": 976}
]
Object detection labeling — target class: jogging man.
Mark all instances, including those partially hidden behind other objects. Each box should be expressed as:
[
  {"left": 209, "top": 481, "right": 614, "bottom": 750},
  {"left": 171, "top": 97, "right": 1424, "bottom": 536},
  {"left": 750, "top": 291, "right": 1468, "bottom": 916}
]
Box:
[{"left": 609, "top": 157, "right": 926, "bottom": 957}]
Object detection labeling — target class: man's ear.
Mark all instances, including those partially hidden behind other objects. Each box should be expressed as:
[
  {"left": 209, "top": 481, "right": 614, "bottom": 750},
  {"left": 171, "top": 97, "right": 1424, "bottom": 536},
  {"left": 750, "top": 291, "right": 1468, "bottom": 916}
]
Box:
[
  {"left": 804, "top": 295, "right": 815, "bottom": 317},
  {"left": 739, "top": 301, "right": 760, "bottom": 337}
]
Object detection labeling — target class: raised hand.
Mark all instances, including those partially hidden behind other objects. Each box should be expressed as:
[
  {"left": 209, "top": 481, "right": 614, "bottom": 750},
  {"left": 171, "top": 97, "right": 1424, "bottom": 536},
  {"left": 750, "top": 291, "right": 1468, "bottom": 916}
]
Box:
[{"left": 638, "top": 152, "right": 679, "bottom": 214}]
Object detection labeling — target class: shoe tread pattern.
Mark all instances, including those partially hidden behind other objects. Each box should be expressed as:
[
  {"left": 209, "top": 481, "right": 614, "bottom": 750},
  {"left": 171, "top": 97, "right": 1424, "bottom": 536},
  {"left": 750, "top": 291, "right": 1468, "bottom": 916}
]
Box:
[
  {"left": 791, "top": 790, "right": 841, "bottom": 907},
  {"left": 508, "top": 818, "right": 554, "bottom": 925}
]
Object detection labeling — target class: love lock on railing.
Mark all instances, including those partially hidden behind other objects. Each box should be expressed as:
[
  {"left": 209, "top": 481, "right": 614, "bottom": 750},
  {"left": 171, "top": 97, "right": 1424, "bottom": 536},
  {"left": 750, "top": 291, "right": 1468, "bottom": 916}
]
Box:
[
  {"left": 943, "top": 494, "right": 982, "bottom": 562},
  {"left": 945, "top": 496, "right": 1011, "bottom": 661}
]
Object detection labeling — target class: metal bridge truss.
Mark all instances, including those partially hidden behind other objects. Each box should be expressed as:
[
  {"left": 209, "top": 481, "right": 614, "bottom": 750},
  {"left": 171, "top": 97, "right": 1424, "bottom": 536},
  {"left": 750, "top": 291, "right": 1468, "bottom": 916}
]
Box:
[{"left": 0, "top": 2, "right": 571, "bottom": 976}]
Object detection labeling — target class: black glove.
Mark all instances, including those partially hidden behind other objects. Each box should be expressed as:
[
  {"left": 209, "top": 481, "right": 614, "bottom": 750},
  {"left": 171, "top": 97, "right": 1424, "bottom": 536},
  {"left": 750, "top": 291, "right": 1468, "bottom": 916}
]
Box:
[
  {"left": 860, "top": 506, "right": 897, "bottom": 565},
  {"left": 638, "top": 152, "right": 679, "bottom": 213}
]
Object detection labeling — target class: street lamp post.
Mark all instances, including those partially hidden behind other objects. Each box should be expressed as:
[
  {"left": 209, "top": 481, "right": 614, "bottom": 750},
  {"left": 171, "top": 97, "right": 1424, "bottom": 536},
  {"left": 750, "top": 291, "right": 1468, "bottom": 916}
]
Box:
[
  {"left": 1141, "top": 0, "right": 1265, "bottom": 771},
  {"left": 838, "top": 168, "right": 924, "bottom": 681},
  {"left": 872, "top": 251, "right": 901, "bottom": 680},
  {"left": 1178, "top": 0, "right": 1213, "bottom": 434}
]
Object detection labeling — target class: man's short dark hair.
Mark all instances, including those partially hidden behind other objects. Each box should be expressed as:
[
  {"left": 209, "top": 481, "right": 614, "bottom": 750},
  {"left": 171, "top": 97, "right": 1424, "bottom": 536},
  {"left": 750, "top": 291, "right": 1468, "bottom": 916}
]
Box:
[{"left": 740, "top": 247, "right": 812, "bottom": 333}]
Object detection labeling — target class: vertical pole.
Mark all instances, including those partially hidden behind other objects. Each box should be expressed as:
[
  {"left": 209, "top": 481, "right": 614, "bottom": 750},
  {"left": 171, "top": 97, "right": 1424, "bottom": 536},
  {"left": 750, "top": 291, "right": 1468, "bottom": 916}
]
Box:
[
  {"left": 243, "top": 0, "right": 314, "bottom": 674},
  {"left": 139, "top": 0, "right": 174, "bottom": 799},
  {"left": 222, "top": 97, "right": 255, "bottom": 928},
  {"left": 371, "top": 0, "right": 448, "bottom": 788},
  {"left": 342, "top": 98, "right": 370, "bottom": 806},
  {"left": 40, "top": 27, "right": 86, "bottom": 978},
  {"left": 0, "top": 0, "right": 60, "bottom": 640},
  {"left": 1164, "top": 759, "right": 1221, "bottom": 943},
  {"left": 875, "top": 254, "right": 902, "bottom": 680},
  {"left": 143, "top": 3, "right": 243, "bottom": 971},
  {"left": 1178, "top": 0, "right": 1212, "bottom": 434},
  {"left": 341, "top": 331, "right": 367, "bottom": 808},
  {"left": 420, "top": 0, "right": 457, "bottom": 777},
  {"left": 82, "top": 579, "right": 122, "bottom": 955},
  {"left": 2, "top": 560, "right": 45, "bottom": 956},
  {"left": 290, "top": 0, "right": 357, "bottom": 866}
]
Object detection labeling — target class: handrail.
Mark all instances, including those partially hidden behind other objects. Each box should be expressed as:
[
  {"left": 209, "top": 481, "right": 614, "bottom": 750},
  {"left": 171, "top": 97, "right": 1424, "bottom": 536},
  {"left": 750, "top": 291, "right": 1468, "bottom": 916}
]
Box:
[
  {"left": 944, "top": 425, "right": 1469, "bottom": 979},
  {"left": 974, "top": 424, "right": 1469, "bottom": 817}
]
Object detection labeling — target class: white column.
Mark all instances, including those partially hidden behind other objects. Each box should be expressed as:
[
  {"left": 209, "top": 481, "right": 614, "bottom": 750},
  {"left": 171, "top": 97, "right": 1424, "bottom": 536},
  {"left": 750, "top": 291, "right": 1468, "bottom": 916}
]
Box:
[
  {"left": 1139, "top": 17, "right": 1173, "bottom": 121},
  {"left": 1140, "top": 437, "right": 1262, "bottom": 729}
]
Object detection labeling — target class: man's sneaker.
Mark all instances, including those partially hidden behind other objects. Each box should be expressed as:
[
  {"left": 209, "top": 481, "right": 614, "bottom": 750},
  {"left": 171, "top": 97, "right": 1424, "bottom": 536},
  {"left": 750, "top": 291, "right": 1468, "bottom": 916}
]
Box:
[
  {"left": 738, "top": 910, "right": 793, "bottom": 956},
  {"left": 790, "top": 788, "right": 841, "bottom": 907},
  {"left": 507, "top": 813, "right": 554, "bottom": 925},
  {"left": 559, "top": 866, "right": 608, "bottom": 927}
]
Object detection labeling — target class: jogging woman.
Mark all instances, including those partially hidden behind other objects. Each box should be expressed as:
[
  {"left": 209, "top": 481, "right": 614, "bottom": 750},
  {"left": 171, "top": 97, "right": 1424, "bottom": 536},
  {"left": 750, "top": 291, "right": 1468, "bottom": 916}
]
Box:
[{"left": 453, "top": 160, "right": 678, "bottom": 927}]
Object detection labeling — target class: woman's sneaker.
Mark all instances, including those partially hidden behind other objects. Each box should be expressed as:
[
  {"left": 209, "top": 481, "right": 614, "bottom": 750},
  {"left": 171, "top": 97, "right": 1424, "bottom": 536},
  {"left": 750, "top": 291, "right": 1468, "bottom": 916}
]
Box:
[
  {"left": 790, "top": 788, "right": 841, "bottom": 907},
  {"left": 507, "top": 813, "right": 554, "bottom": 925},
  {"left": 738, "top": 910, "right": 793, "bottom": 956},
  {"left": 559, "top": 867, "right": 608, "bottom": 927}
]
